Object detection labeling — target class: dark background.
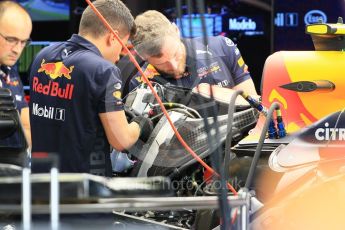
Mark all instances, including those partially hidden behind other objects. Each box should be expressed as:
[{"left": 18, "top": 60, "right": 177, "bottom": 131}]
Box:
[
  {"left": 23, "top": 0, "right": 345, "bottom": 93},
  {"left": 24, "top": 0, "right": 272, "bottom": 93}
]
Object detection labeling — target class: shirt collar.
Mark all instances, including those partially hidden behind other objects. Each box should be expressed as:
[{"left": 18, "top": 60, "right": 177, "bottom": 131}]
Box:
[
  {"left": 181, "top": 38, "right": 197, "bottom": 75},
  {"left": 0, "top": 65, "right": 10, "bottom": 79},
  {"left": 67, "top": 34, "right": 102, "bottom": 57}
]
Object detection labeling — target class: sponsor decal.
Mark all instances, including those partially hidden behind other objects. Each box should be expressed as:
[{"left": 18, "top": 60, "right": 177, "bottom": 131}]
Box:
[
  {"left": 15, "top": 95, "right": 22, "bottom": 102},
  {"left": 304, "top": 10, "right": 327, "bottom": 25},
  {"left": 113, "top": 90, "right": 122, "bottom": 99},
  {"left": 62, "top": 48, "right": 72, "bottom": 57},
  {"left": 197, "top": 62, "right": 221, "bottom": 78},
  {"left": 217, "top": 80, "right": 230, "bottom": 87},
  {"left": 135, "top": 64, "right": 160, "bottom": 83},
  {"left": 89, "top": 130, "right": 107, "bottom": 176},
  {"left": 315, "top": 122, "right": 345, "bottom": 141},
  {"left": 234, "top": 47, "right": 240, "bottom": 56},
  {"left": 32, "top": 76, "right": 74, "bottom": 100},
  {"left": 114, "top": 83, "right": 122, "bottom": 90},
  {"left": 32, "top": 102, "right": 65, "bottom": 121},
  {"left": 223, "top": 37, "right": 234, "bottom": 47},
  {"left": 34, "top": 59, "right": 75, "bottom": 100},
  {"left": 0, "top": 71, "right": 19, "bottom": 86},
  {"left": 7, "top": 80, "right": 19, "bottom": 86},
  {"left": 196, "top": 45, "right": 213, "bottom": 56},
  {"left": 229, "top": 17, "right": 256, "bottom": 31},
  {"left": 275, "top": 12, "right": 299, "bottom": 27},
  {"left": 38, "top": 59, "right": 74, "bottom": 80},
  {"left": 237, "top": 57, "right": 245, "bottom": 67}
]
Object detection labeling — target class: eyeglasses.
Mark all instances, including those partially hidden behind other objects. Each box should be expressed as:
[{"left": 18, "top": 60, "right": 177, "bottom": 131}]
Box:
[{"left": 0, "top": 32, "right": 31, "bottom": 47}]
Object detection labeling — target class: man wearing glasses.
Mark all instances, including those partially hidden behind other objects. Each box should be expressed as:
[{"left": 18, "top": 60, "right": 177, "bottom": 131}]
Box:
[{"left": 0, "top": 1, "right": 32, "bottom": 146}]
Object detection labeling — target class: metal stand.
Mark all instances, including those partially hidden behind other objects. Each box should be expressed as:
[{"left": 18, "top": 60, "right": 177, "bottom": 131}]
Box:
[{"left": 22, "top": 153, "right": 60, "bottom": 230}]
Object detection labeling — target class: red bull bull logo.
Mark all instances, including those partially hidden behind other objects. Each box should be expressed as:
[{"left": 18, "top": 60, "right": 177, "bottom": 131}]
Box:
[
  {"left": 135, "top": 64, "right": 160, "bottom": 83},
  {"left": 38, "top": 59, "right": 74, "bottom": 80}
]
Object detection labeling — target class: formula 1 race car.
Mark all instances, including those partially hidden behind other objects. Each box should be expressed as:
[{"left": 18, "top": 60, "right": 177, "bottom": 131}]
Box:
[
  {"left": 242, "top": 18, "right": 345, "bottom": 230},
  {"left": 1, "top": 14, "right": 344, "bottom": 230},
  {"left": 111, "top": 18, "right": 345, "bottom": 229},
  {"left": 112, "top": 82, "right": 258, "bottom": 228}
]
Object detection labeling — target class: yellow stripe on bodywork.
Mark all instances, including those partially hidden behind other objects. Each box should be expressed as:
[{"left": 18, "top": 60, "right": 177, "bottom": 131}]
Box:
[{"left": 269, "top": 89, "right": 287, "bottom": 109}]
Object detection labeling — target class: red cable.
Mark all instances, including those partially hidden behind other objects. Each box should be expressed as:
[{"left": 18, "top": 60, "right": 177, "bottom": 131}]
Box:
[{"left": 85, "top": 0, "right": 238, "bottom": 196}]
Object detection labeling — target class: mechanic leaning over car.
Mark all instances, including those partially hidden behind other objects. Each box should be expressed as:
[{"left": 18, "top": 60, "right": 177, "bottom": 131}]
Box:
[
  {"left": 128, "top": 10, "right": 259, "bottom": 101},
  {"left": 29, "top": 0, "right": 153, "bottom": 176},
  {"left": 0, "top": 1, "right": 32, "bottom": 147}
]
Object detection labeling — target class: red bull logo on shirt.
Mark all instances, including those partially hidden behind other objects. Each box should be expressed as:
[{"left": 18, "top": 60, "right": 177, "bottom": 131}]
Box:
[
  {"left": 197, "top": 62, "right": 221, "bottom": 78},
  {"left": 38, "top": 59, "right": 74, "bottom": 80},
  {"left": 32, "top": 77, "right": 74, "bottom": 100},
  {"left": 33, "top": 59, "right": 75, "bottom": 100},
  {"left": 135, "top": 64, "right": 160, "bottom": 83},
  {"left": 7, "top": 80, "right": 19, "bottom": 86}
]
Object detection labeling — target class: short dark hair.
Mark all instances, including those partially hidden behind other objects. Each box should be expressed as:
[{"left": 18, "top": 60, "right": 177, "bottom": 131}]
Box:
[
  {"left": 0, "top": 0, "right": 29, "bottom": 20},
  {"left": 79, "top": 0, "right": 136, "bottom": 38}
]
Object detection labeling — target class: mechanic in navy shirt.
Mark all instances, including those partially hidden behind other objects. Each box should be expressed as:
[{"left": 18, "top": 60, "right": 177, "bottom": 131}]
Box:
[
  {"left": 0, "top": 1, "right": 32, "bottom": 147},
  {"left": 129, "top": 10, "right": 258, "bottom": 103},
  {"left": 29, "top": 0, "right": 152, "bottom": 176}
]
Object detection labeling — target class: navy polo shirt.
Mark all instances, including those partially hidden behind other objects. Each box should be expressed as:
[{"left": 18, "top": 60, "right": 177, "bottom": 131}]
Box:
[
  {"left": 129, "top": 36, "right": 252, "bottom": 91},
  {"left": 0, "top": 65, "right": 28, "bottom": 111},
  {"left": 29, "top": 34, "right": 124, "bottom": 176},
  {"left": 0, "top": 65, "right": 27, "bottom": 148}
]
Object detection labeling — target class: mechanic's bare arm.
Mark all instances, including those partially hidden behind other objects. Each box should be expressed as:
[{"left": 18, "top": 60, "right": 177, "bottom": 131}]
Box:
[
  {"left": 99, "top": 111, "right": 140, "bottom": 151},
  {"left": 20, "top": 107, "right": 31, "bottom": 147},
  {"left": 233, "top": 78, "right": 258, "bottom": 96},
  {"left": 193, "top": 80, "right": 259, "bottom": 106}
]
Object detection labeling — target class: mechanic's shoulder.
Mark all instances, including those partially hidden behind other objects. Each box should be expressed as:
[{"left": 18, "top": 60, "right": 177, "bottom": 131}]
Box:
[
  {"left": 34, "top": 42, "right": 61, "bottom": 60},
  {"left": 96, "top": 60, "right": 121, "bottom": 77},
  {"left": 209, "top": 35, "right": 235, "bottom": 47},
  {"left": 73, "top": 48, "right": 112, "bottom": 70},
  {"left": 199, "top": 36, "right": 231, "bottom": 55}
]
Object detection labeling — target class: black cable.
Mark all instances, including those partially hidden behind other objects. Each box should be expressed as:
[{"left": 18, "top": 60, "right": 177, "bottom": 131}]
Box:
[
  {"left": 244, "top": 102, "right": 280, "bottom": 189},
  {"left": 175, "top": 1, "right": 230, "bottom": 228},
  {"left": 224, "top": 90, "right": 243, "bottom": 181},
  {"left": 152, "top": 102, "right": 201, "bottom": 118},
  {"left": 185, "top": 0, "right": 225, "bottom": 213},
  {"left": 174, "top": 1, "right": 217, "bottom": 190},
  {"left": 176, "top": 0, "right": 184, "bottom": 36},
  {"left": 151, "top": 108, "right": 195, "bottom": 122},
  {"left": 184, "top": 0, "right": 214, "bottom": 163},
  {"left": 270, "top": 0, "right": 275, "bottom": 54},
  {"left": 196, "top": 1, "right": 231, "bottom": 229},
  {"left": 175, "top": 0, "right": 219, "bottom": 187}
]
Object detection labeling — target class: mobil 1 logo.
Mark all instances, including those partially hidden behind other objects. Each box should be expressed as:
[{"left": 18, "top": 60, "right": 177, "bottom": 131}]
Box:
[{"left": 32, "top": 103, "right": 65, "bottom": 121}]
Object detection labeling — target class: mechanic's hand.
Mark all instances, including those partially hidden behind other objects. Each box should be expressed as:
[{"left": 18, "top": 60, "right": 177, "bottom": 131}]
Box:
[{"left": 131, "top": 116, "right": 154, "bottom": 142}]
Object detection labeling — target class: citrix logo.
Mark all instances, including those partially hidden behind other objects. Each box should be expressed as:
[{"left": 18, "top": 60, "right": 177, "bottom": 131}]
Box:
[{"left": 315, "top": 122, "right": 345, "bottom": 141}]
